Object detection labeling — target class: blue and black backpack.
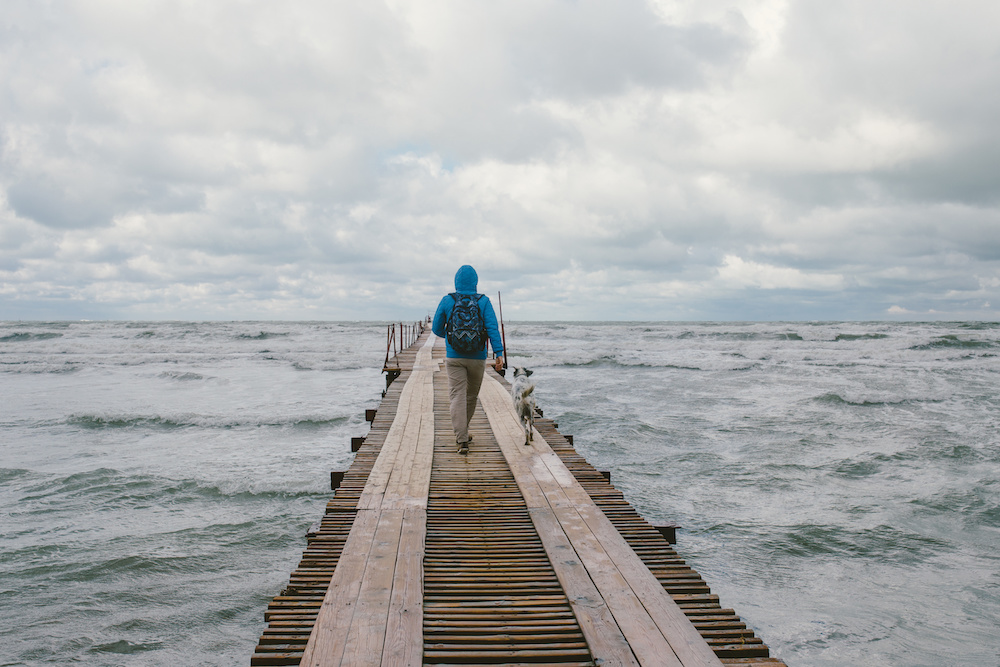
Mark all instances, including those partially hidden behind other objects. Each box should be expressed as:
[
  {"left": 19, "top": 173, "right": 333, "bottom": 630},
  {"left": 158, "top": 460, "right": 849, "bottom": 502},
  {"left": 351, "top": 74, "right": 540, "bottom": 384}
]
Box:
[{"left": 446, "top": 292, "right": 486, "bottom": 354}]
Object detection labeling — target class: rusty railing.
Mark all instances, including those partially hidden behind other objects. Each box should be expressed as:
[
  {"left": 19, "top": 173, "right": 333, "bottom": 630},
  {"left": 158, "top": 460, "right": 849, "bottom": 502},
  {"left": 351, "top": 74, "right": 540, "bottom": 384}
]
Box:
[{"left": 383, "top": 319, "right": 427, "bottom": 370}]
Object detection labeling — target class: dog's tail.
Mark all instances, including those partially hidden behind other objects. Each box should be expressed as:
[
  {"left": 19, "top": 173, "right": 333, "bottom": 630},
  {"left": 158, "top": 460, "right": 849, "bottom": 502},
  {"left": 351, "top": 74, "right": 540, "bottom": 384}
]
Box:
[{"left": 517, "top": 384, "right": 535, "bottom": 398}]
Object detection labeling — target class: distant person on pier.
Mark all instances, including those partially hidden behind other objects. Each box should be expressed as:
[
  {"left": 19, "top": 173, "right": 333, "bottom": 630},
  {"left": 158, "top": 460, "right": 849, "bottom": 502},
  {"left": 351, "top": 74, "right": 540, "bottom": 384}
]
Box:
[{"left": 432, "top": 265, "right": 504, "bottom": 455}]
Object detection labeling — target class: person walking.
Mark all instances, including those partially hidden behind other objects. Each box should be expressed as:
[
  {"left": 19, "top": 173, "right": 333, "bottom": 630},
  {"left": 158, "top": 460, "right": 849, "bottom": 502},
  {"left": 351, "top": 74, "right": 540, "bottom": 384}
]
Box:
[{"left": 431, "top": 265, "right": 504, "bottom": 454}]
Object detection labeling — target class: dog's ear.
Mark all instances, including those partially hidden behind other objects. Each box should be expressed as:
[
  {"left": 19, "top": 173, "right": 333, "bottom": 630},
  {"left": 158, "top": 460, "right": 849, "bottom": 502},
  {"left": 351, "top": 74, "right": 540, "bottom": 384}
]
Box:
[{"left": 525, "top": 369, "right": 533, "bottom": 376}]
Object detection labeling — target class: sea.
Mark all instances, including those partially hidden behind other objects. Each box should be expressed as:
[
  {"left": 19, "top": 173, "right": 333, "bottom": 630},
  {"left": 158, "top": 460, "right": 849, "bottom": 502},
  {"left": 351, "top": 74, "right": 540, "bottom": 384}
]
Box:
[{"left": 1, "top": 320, "right": 998, "bottom": 666}]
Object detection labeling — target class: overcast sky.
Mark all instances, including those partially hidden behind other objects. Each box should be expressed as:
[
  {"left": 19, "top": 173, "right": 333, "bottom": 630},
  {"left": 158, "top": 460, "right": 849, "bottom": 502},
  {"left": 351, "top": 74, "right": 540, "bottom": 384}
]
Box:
[{"left": 2, "top": 1, "right": 999, "bottom": 321}]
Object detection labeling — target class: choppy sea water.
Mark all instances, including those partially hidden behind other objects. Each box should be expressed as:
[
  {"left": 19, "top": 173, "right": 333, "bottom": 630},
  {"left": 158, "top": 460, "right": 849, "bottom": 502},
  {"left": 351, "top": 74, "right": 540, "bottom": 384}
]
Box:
[{"left": 1, "top": 321, "right": 998, "bottom": 666}]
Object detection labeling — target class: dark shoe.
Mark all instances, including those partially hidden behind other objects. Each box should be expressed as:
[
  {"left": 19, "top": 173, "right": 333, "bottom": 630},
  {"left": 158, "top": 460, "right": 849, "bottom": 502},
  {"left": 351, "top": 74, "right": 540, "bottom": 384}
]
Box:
[{"left": 458, "top": 441, "right": 469, "bottom": 455}]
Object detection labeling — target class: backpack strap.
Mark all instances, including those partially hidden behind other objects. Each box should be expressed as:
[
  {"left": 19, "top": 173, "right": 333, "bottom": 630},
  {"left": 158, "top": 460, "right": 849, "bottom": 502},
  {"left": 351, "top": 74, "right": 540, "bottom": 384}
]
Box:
[{"left": 449, "top": 292, "right": 482, "bottom": 305}]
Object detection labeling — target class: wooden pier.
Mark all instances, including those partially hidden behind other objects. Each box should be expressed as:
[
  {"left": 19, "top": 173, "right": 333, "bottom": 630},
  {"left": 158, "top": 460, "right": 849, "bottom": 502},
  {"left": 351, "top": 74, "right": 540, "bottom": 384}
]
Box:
[{"left": 252, "top": 331, "right": 787, "bottom": 666}]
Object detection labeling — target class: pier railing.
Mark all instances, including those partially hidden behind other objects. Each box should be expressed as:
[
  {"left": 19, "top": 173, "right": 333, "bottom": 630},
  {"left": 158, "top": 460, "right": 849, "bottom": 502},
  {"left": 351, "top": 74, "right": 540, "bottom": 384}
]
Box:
[{"left": 383, "top": 319, "right": 427, "bottom": 373}]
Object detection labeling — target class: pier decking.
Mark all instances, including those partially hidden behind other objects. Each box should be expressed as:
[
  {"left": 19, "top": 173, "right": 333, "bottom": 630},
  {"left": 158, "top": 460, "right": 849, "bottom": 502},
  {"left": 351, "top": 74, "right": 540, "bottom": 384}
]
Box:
[{"left": 253, "top": 331, "right": 786, "bottom": 666}]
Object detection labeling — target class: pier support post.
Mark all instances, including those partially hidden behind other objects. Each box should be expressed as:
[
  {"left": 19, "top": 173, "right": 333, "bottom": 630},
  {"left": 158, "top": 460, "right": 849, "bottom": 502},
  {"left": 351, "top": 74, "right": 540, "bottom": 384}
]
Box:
[{"left": 654, "top": 524, "right": 680, "bottom": 544}]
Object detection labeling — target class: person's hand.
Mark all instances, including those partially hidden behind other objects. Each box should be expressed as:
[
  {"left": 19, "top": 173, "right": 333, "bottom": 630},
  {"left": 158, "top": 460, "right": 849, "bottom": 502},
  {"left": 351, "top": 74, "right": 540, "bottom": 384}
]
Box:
[{"left": 494, "top": 356, "right": 504, "bottom": 372}]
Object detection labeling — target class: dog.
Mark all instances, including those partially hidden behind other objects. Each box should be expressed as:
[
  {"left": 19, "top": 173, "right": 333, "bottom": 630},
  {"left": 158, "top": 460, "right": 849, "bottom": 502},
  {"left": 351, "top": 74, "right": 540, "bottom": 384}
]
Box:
[{"left": 510, "top": 367, "right": 536, "bottom": 445}]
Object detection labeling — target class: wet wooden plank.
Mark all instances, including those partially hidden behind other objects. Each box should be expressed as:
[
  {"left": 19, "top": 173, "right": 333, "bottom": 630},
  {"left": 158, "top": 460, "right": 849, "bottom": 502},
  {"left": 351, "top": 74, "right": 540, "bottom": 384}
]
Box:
[
  {"left": 299, "top": 336, "right": 437, "bottom": 667},
  {"left": 339, "top": 509, "right": 405, "bottom": 663},
  {"left": 381, "top": 507, "right": 426, "bottom": 666},
  {"left": 527, "top": 505, "right": 642, "bottom": 666},
  {"left": 299, "top": 509, "right": 380, "bottom": 666},
  {"left": 422, "top": 341, "right": 597, "bottom": 665},
  {"left": 257, "top": 327, "right": 785, "bottom": 667},
  {"left": 479, "top": 373, "right": 723, "bottom": 667}
]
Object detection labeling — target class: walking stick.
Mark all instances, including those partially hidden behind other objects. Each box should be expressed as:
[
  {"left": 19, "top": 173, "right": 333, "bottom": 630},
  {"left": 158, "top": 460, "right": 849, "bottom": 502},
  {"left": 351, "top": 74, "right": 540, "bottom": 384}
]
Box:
[{"left": 497, "top": 291, "right": 508, "bottom": 375}]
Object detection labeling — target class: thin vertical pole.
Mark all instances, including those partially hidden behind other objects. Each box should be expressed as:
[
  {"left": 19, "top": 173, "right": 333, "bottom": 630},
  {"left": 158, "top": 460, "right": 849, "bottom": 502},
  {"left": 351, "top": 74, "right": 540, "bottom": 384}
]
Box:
[{"left": 497, "top": 291, "right": 508, "bottom": 370}]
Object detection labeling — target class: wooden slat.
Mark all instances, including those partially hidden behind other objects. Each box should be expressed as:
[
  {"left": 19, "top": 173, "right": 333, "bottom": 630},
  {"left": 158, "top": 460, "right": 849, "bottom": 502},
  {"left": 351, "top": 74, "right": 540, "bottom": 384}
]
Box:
[
  {"left": 255, "top": 326, "right": 786, "bottom": 667},
  {"left": 381, "top": 508, "right": 426, "bottom": 665},
  {"left": 421, "top": 338, "right": 596, "bottom": 665},
  {"left": 339, "top": 509, "right": 406, "bottom": 663},
  {"left": 299, "top": 335, "right": 437, "bottom": 667},
  {"left": 479, "top": 373, "right": 724, "bottom": 667},
  {"left": 531, "top": 416, "right": 786, "bottom": 666},
  {"left": 299, "top": 509, "right": 381, "bottom": 666},
  {"left": 252, "top": 335, "right": 422, "bottom": 666},
  {"left": 526, "top": 506, "right": 642, "bottom": 666}
]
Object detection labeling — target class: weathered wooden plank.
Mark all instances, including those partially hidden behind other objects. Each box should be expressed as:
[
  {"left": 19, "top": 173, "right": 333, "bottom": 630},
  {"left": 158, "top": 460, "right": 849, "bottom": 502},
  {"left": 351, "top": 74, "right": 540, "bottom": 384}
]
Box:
[
  {"left": 381, "top": 507, "right": 426, "bottom": 666},
  {"left": 258, "top": 328, "right": 784, "bottom": 667},
  {"left": 356, "top": 378, "right": 417, "bottom": 510},
  {"left": 479, "top": 373, "right": 723, "bottom": 667},
  {"left": 338, "top": 509, "right": 405, "bottom": 664},
  {"left": 477, "top": 378, "right": 647, "bottom": 665},
  {"left": 530, "top": 439, "right": 721, "bottom": 665},
  {"left": 574, "top": 501, "right": 725, "bottom": 667},
  {"left": 299, "top": 335, "right": 436, "bottom": 666},
  {"left": 405, "top": 374, "right": 436, "bottom": 503},
  {"left": 527, "top": 506, "right": 642, "bottom": 666},
  {"left": 299, "top": 508, "right": 380, "bottom": 666},
  {"left": 385, "top": 374, "right": 435, "bottom": 509},
  {"left": 422, "top": 340, "right": 596, "bottom": 665}
]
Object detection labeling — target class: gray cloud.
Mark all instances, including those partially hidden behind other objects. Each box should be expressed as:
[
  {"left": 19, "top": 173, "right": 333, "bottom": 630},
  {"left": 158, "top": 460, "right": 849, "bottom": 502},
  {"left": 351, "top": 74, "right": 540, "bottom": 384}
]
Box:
[
  {"left": 1, "top": 0, "right": 999, "bottom": 320},
  {"left": 507, "top": 0, "right": 749, "bottom": 98}
]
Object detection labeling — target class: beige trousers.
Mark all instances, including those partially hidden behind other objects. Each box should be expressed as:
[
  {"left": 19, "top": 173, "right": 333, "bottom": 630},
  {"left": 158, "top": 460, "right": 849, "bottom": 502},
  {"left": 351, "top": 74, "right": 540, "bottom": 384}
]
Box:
[{"left": 445, "top": 358, "right": 486, "bottom": 444}]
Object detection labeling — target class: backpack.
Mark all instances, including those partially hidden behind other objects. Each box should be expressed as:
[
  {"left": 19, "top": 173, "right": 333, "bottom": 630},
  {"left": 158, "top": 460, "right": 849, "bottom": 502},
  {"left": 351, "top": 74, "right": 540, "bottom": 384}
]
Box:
[{"left": 446, "top": 292, "right": 486, "bottom": 354}]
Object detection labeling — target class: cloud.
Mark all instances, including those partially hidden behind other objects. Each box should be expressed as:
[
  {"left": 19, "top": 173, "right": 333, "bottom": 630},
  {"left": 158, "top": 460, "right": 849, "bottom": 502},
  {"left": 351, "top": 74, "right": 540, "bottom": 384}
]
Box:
[
  {"left": 717, "top": 255, "right": 844, "bottom": 291},
  {"left": 1, "top": 0, "right": 999, "bottom": 320}
]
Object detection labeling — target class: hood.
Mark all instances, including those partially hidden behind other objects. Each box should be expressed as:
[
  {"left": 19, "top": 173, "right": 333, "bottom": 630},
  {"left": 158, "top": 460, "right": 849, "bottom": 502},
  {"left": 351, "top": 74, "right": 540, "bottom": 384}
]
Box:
[{"left": 454, "top": 265, "right": 479, "bottom": 294}]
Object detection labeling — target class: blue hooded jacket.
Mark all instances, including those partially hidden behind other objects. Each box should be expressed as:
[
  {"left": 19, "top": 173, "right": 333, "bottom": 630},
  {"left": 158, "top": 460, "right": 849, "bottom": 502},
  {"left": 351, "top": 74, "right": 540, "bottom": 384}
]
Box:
[{"left": 431, "top": 265, "right": 504, "bottom": 360}]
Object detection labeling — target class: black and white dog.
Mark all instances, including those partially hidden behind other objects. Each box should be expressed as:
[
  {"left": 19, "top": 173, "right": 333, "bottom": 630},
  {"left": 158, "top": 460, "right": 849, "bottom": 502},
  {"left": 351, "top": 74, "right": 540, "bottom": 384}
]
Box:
[{"left": 510, "top": 367, "right": 536, "bottom": 445}]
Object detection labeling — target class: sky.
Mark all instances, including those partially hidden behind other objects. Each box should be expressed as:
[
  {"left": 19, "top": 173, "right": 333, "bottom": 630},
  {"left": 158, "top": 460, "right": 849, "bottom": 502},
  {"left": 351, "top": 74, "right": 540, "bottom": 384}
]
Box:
[{"left": 2, "top": 0, "right": 999, "bottom": 321}]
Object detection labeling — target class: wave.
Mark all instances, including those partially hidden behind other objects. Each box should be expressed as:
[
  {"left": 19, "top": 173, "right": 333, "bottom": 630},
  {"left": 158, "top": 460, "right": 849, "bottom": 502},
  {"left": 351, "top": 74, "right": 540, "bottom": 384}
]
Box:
[
  {"left": 826, "top": 458, "right": 883, "bottom": 477},
  {"left": 677, "top": 330, "right": 805, "bottom": 341},
  {"left": 762, "top": 523, "right": 949, "bottom": 563},
  {"left": 0, "top": 332, "right": 63, "bottom": 343},
  {"left": 976, "top": 502, "right": 1000, "bottom": 525},
  {"left": 0, "top": 468, "right": 33, "bottom": 484},
  {"left": 910, "top": 335, "right": 995, "bottom": 351},
  {"left": 17, "top": 468, "right": 326, "bottom": 507},
  {"left": 834, "top": 333, "right": 889, "bottom": 341},
  {"left": 557, "top": 356, "right": 661, "bottom": 369},
  {"left": 289, "top": 417, "right": 350, "bottom": 430},
  {"left": 0, "top": 360, "right": 82, "bottom": 374},
  {"left": 66, "top": 414, "right": 350, "bottom": 430},
  {"left": 911, "top": 484, "right": 1000, "bottom": 521},
  {"left": 88, "top": 639, "right": 162, "bottom": 655},
  {"left": 730, "top": 362, "right": 763, "bottom": 372},
  {"left": 236, "top": 331, "right": 290, "bottom": 340},
  {"left": 552, "top": 355, "right": 762, "bottom": 372},
  {"left": 157, "top": 371, "right": 208, "bottom": 381},
  {"left": 17, "top": 467, "right": 157, "bottom": 504},
  {"left": 813, "top": 393, "right": 940, "bottom": 407},
  {"left": 957, "top": 322, "right": 1000, "bottom": 330},
  {"left": 66, "top": 553, "right": 203, "bottom": 581},
  {"left": 68, "top": 415, "right": 192, "bottom": 430}
]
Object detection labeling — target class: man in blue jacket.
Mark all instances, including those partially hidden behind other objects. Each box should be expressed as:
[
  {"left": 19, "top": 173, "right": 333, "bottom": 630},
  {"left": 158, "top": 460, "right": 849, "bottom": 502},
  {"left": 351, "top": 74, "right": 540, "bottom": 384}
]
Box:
[{"left": 432, "top": 265, "right": 504, "bottom": 454}]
